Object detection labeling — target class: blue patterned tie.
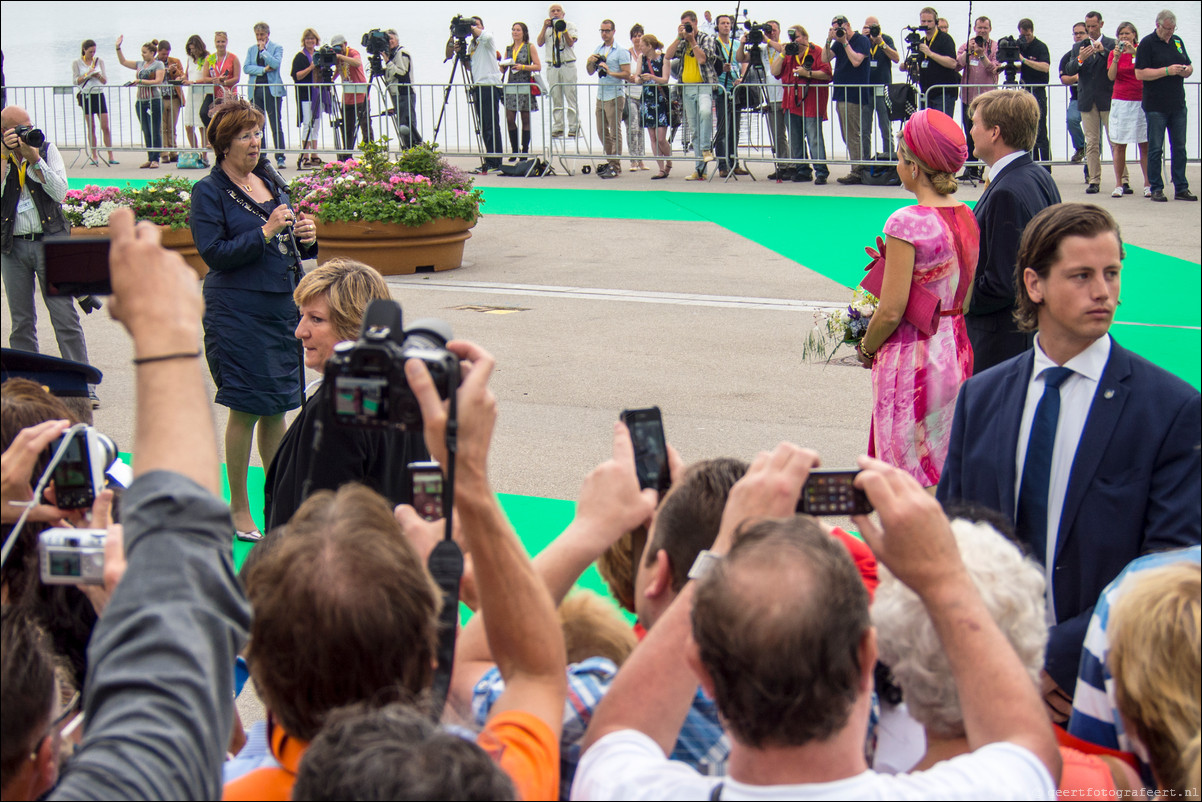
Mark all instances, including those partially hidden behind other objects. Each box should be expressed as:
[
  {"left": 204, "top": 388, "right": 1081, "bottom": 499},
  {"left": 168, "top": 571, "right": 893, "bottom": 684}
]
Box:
[{"left": 1016, "top": 366, "right": 1074, "bottom": 565}]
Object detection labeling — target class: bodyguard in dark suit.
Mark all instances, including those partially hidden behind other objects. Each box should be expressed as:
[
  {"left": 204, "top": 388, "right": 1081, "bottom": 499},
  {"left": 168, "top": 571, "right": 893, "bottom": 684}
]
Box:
[
  {"left": 1064, "top": 13, "right": 1120, "bottom": 192},
  {"left": 964, "top": 90, "right": 1060, "bottom": 371},
  {"left": 938, "top": 204, "right": 1201, "bottom": 703}
]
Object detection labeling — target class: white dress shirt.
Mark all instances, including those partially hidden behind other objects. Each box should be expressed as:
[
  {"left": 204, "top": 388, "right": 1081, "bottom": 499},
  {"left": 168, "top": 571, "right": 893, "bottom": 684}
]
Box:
[
  {"left": 1015, "top": 333, "right": 1111, "bottom": 622},
  {"left": 2, "top": 144, "right": 69, "bottom": 235},
  {"left": 984, "top": 149, "right": 1024, "bottom": 182}
]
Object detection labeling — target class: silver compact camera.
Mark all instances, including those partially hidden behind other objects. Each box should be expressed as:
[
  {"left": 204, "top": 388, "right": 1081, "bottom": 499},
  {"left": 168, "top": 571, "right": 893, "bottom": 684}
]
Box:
[{"left": 39, "top": 528, "right": 106, "bottom": 585}]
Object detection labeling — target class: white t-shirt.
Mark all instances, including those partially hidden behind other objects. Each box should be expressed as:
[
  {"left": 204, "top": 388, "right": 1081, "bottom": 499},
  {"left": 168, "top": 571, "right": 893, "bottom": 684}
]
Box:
[
  {"left": 572, "top": 730, "right": 1055, "bottom": 801},
  {"left": 543, "top": 19, "right": 579, "bottom": 65}
]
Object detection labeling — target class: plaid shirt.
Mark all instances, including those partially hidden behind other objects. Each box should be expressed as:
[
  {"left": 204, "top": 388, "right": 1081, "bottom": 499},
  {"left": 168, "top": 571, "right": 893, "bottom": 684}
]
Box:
[
  {"left": 676, "top": 29, "right": 721, "bottom": 84},
  {"left": 472, "top": 657, "right": 729, "bottom": 799}
]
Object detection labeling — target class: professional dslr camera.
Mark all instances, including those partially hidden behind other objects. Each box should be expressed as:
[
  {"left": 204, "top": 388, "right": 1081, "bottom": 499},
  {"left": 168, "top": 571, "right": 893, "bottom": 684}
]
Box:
[
  {"left": 784, "top": 28, "right": 801, "bottom": 57},
  {"left": 450, "top": 14, "right": 474, "bottom": 40},
  {"left": 868, "top": 24, "right": 882, "bottom": 38},
  {"left": 832, "top": 16, "right": 848, "bottom": 38},
  {"left": 323, "top": 299, "right": 460, "bottom": 431},
  {"left": 11, "top": 125, "right": 46, "bottom": 148},
  {"left": 552, "top": 18, "right": 567, "bottom": 33}
]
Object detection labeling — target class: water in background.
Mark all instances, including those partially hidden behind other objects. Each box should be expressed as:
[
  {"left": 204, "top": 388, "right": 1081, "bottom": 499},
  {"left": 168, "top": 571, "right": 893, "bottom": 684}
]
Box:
[{"left": 2, "top": 1, "right": 1198, "bottom": 159}]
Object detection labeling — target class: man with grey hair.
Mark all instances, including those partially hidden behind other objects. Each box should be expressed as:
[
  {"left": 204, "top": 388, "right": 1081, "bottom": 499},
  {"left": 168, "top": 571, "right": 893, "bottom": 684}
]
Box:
[
  {"left": 538, "top": 4, "right": 580, "bottom": 137},
  {"left": 384, "top": 30, "right": 421, "bottom": 147},
  {"left": 1134, "top": 10, "right": 1196, "bottom": 202}
]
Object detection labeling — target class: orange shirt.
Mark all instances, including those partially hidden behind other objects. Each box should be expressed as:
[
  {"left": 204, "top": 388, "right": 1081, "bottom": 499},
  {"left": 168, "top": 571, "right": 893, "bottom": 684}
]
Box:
[
  {"left": 478, "top": 710, "right": 560, "bottom": 801},
  {"left": 223, "top": 710, "right": 558, "bottom": 801},
  {"left": 223, "top": 720, "right": 307, "bottom": 801}
]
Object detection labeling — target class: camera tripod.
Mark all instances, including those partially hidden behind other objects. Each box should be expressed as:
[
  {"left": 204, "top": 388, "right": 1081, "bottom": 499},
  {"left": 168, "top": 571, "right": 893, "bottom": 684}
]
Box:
[{"left": 433, "top": 38, "right": 487, "bottom": 168}]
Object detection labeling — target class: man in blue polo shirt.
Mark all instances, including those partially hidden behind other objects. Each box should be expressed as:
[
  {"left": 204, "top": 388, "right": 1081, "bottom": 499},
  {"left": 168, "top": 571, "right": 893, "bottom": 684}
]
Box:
[{"left": 824, "top": 14, "right": 871, "bottom": 184}]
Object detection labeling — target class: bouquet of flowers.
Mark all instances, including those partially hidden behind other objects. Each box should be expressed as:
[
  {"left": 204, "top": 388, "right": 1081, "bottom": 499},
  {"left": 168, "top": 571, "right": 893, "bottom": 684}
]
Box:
[
  {"left": 802, "top": 288, "right": 880, "bottom": 361},
  {"left": 124, "top": 175, "right": 193, "bottom": 230},
  {"left": 290, "top": 138, "right": 483, "bottom": 227},
  {"left": 63, "top": 185, "right": 130, "bottom": 229}
]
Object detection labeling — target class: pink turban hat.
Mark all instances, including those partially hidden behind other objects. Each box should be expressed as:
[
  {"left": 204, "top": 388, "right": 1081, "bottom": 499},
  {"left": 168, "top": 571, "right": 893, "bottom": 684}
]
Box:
[{"left": 901, "top": 108, "right": 968, "bottom": 174}]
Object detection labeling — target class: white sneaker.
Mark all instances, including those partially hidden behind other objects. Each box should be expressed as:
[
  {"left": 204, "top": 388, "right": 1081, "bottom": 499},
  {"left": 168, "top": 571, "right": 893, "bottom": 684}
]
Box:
[{"left": 1111, "top": 186, "right": 1124, "bottom": 198}]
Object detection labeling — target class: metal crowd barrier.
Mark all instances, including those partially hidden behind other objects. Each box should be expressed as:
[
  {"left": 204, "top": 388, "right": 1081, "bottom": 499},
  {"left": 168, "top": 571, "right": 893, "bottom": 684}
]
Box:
[{"left": 8, "top": 77, "right": 1197, "bottom": 176}]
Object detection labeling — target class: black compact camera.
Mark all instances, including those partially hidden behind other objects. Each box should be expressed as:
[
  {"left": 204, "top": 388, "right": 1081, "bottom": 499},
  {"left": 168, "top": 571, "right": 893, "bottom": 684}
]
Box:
[
  {"left": 362, "top": 28, "right": 391, "bottom": 56},
  {"left": 11, "top": 125, "right": 46, "bottom": 148},
  {"left": 323, "top": 299, "right": 459, "bottom": 431},
  {"left": 450, "top": 15, "right": 474, "bottom": 39},
  {"left": 49, "top": 426, "right": 117, "bottom": 510},
  {"left": 869, "top": 24, "right": 881, "bottom": 38}
]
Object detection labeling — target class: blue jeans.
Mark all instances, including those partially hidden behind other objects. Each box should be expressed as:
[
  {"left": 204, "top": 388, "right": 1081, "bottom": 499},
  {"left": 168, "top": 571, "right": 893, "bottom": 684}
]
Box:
[
  {"left": 681, "top": 84, "right": 713, "bottom": 173},
  {"left": 1146, "top": 106, "right": 1189, "bottom": 194},
  {"left": 136, "top": 97, "right": 162, "bottom": 161},
  {"left": 471, "top": 85, "right": 503, "bottom": 168},
  {"left": 1066, "top": 99, "right": 1085, "bottom": 150},
  {"left": 253, "top": 86, "right": 286, "bottom": 164},
  {"left": 787, "top": 113, "right": 828, "bottom": 179}
]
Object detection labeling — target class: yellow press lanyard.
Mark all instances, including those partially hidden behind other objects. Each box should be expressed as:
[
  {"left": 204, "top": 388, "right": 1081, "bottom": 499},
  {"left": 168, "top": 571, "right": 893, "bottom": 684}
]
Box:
[{"left": 8, "top": 155, "right": 28, "bottom": 189}]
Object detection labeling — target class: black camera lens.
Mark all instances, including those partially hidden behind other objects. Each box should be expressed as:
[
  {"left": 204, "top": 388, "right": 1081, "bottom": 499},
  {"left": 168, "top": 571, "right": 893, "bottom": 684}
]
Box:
[
  {"left": 15, "top": 125, "right": 45, "bottom": 148},
  {"left": 683, "top": 23, "right": 693, "bottom": 34},
  {"left": 869, "top": 25, "right": 881, "bottom": 37},
  {"left": 974, "top": 36, "right": 985, "bottom": 47},
  {"left": 554, "top": 19, "right": 566, "bottom": 32},
  {"left": 784, "top": 42, "right": 800, "bottom": 56}
]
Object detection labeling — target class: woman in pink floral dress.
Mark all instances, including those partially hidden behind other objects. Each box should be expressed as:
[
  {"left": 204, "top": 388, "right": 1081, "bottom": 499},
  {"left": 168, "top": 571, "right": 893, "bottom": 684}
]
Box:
[{"left": 856, "top": 109, "right": 978, "bottom": 487}]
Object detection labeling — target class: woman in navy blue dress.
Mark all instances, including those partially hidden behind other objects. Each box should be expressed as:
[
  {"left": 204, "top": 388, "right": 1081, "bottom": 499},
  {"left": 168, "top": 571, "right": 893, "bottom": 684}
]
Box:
[
  {"left": 638, "top": 35, "right": 672, "bottom": 178},
  {"left": 191, "top": 97, "right": 317, "bottom": 539}
]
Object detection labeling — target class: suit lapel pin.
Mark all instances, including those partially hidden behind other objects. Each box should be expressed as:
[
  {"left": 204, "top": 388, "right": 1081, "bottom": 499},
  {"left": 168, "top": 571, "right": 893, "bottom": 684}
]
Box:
[{"left": 1104, "top": 389, "right": 1115, "bottom": 399}]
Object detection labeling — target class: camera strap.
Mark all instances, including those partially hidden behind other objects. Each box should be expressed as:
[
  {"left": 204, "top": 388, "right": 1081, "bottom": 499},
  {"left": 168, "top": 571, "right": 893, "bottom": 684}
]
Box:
[{"left": 427, "top": 390, "right": 463, "bottom": 719}]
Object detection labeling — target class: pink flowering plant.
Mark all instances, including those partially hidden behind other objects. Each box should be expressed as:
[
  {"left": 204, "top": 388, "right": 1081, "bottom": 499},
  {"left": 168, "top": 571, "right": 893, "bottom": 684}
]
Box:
[
  {"left": 123, "top": 175, "right": 193, "bottom": 230},
  {"left": 289, "top": 138, "right": 483, "bottom": 226},
  {"left": 63, "top": 185, "right": 131, "bottom": 228}
]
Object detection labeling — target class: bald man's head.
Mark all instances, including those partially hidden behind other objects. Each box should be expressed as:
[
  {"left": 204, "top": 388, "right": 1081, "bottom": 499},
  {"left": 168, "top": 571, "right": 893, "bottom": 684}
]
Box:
[{"left": 1, "top": 106, "right": 32, "bottom": 130}]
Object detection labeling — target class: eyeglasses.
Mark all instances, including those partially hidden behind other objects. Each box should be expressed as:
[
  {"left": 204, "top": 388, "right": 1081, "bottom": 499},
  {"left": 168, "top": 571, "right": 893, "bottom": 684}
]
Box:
[{"left": 236, "top": 131, "right": 265, "bottom": 143}]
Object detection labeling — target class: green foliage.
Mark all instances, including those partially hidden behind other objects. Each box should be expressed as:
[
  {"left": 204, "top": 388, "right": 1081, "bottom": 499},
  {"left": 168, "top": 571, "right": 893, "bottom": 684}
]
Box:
[
  {"left": 124, "top": 175, "right": 194, "bottom": 230},
  {"left": 287, "top": 136, "right": 483, "bottom": 227}
]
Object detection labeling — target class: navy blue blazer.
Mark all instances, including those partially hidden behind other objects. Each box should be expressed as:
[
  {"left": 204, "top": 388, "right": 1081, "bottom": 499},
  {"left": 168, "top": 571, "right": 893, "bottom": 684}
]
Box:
[
  {"left": 191, "top": 160, "right": 316, "bottom": 293},
  {"left": 966, "top": 153, "right": 1060, "bottom": 370},
  {"left": 937, "top": 338, "right": 1201, "bottom": 690}
]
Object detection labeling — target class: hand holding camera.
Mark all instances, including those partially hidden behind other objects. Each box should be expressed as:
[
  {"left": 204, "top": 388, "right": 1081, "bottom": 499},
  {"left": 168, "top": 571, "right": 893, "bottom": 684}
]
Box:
[
  {"left": 1, "top": 419, "right": 71, "bottom": 525},
  {"left": 405, "top": 339, "right": 495, "bottom": 485}
]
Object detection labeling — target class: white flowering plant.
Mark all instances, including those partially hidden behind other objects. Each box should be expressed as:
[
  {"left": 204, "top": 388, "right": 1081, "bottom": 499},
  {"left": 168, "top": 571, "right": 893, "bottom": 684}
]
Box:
[
  {"left": 802, "top": 288, "right": 880, "bottom": 362},
  {"left": 63, "top": 185, "right": 131, "bottom": 228}
]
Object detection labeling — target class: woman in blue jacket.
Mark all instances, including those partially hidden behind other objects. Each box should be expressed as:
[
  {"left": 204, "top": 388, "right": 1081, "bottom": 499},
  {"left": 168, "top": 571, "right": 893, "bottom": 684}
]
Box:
[{"left": 191, "top": 97, "right": 317, "bottom": 540}]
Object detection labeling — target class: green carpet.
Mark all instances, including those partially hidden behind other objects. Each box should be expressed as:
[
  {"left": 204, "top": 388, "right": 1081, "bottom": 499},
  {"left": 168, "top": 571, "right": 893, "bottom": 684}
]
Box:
[{"left": 107, "top": 179, "right": 1201, "bottom": 596}]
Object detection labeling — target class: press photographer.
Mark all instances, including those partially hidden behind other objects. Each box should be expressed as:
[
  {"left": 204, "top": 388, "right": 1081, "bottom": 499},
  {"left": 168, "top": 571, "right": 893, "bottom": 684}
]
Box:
[
  {"left": 0, "top": 107, "right": 97, "bottom": 404},
  {"left": 904, "top": 7, "right": 958, "bottom": 116},
  {"left": 955, "top": 16, "right": 999, "bottom": 180},
  {"left": 382, "top": 29, "right": 422, "bottom": 147},
  {"left": 445, "top": 16, "right": 504, "bottom": 174},
  {"left": 1015, "top": 19, "right": 1052, "bottom": 168},
  {"left": 538, "top": 4, "right": 580, "bottom": 137},
  {"left": 329, "top": 34, "right": 371, "bottom": 161}
]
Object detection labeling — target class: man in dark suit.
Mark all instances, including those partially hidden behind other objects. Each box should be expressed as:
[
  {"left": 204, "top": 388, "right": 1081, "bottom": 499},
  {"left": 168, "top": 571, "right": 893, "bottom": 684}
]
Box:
[
  {"left": 938, "top": 203, "right": 1201, "bottom": 714},
  {"left": 964, "top": 89, "right": 1060, "bottom": 371},
  {"left": 1064, "top": 11, "right": 1125, "bottom": 194}
]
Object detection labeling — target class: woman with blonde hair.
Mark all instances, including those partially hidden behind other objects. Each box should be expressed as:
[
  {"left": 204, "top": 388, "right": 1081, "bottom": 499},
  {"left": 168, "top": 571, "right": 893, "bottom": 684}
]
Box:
[
  {"left": 263, "top": 258, "right": 429, "bottom": 531},
  {"left": 855, "top": 108, "right": 978, "bottom": 487}
]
